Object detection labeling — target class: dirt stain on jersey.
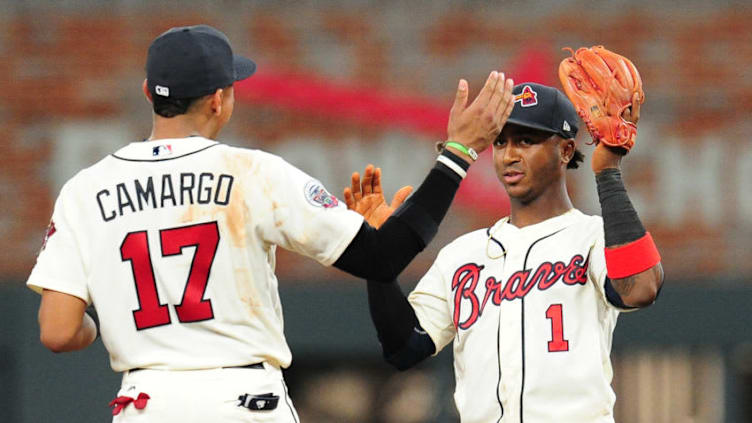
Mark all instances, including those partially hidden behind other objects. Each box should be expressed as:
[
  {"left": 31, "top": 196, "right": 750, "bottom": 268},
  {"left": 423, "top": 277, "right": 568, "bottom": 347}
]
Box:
[
  {"left": 179, "top": 153, "right": 254, "bottom": 248},
  {"left": 234, "top": 267, "right": 261, "bottom": 317}
]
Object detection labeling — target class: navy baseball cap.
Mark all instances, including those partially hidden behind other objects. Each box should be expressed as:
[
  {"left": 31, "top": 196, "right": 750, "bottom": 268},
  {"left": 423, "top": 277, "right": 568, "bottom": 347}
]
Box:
[
  {"left": 505, "top": 83, "right": 578, "bottom": 139},
  {"left": 146, "top": 25, "right": 256, "bottom": 99}
]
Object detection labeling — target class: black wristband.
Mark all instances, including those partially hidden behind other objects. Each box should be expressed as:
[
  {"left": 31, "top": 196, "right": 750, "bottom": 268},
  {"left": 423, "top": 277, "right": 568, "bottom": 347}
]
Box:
[
  {"left": 596, "top": 168, "right": 646, "bottom": 246},
  {"left": 435, "top": 149, "right": 471, "bottom": 184}
]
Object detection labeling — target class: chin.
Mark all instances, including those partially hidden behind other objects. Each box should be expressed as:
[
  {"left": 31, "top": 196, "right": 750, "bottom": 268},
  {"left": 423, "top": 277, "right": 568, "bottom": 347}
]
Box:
[
  {"left": 507, "top": 186, "right": 543, "bottom": 205},
  {"left": 504, "top": 185, "right": 529, "bottom": 201}
]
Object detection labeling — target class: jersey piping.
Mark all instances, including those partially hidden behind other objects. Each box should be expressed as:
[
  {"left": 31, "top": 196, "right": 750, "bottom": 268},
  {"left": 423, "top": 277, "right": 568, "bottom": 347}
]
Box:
[
  {"left": 487, "top": 226, "right": 507, "bottom": 423},
  {"left": 111, "top": 143, "right": 220, "bottom": 162},
  {"left": 519, "top": 228, "right": 565, "bottom": 423}
]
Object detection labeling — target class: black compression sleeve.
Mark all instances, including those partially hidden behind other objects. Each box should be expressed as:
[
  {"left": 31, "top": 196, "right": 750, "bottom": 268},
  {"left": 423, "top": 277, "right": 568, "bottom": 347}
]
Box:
[
  {"left": 334, "top": 154, "right": 466, "bottom": 281},
  {"left": 596, "top": 168, "right": 646, "bottom": 247},
  {"left": 367, "top": 280, "right": 435, "bottom": 370},
  {"left": 393, "top": 155, "right": 468, "bottom": 247}
]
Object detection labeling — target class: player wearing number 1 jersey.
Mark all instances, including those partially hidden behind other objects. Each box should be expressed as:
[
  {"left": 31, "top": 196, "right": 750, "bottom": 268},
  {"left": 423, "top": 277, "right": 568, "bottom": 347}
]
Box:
[
  {"left": 359, "top": 83, "right": 664, "bottom": 422},
  {"left": 27, "top": 25, "right": 516, "bottom": 422}
]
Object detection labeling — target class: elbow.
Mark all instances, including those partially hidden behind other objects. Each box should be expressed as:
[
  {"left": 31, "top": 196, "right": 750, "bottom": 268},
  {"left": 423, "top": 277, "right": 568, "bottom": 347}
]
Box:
[
  {"left": 384, "top": 352, "right": 419, "bottom": 371},
  {"left": 627, "top": 287, "right": 658, "bottom": 308},
  {"left": 39, "top": 325, "right": 76, "bottom": 353},
  {"left": 625, "top": 265, "right": 665, "bottom": 308},
  {"left": 40, "top": 332, "right": 69, "bottom": 353}
]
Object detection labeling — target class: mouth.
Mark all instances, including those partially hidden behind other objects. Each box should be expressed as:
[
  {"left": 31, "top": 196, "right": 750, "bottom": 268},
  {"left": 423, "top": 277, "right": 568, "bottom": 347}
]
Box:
[{"left": 503, "top": 170, "right": 524, "bottom": 184}]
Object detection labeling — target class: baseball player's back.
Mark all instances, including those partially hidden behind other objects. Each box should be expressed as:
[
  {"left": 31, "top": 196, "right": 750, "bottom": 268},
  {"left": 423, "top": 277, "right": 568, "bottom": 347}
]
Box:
[{"left": 29, "top": 137, "right": 361, "bottom": 372}]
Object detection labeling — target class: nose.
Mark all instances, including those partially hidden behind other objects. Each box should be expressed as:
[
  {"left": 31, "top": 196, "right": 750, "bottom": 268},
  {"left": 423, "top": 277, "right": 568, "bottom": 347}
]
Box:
[{"left": 502, "top": 141, "right": 521, "bottom": 165}]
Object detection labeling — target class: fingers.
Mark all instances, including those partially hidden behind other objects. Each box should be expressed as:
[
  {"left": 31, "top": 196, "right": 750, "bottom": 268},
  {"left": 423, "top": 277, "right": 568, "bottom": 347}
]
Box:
[
  {"left": 448, "top": 79, "right": 469, "bottom": 123},
  {"left": 390, "top": 185, "right": 414, "bottom": 209},
  {"left": 350, "top": 171, "right": 362, "bottom": 203},
  {"left": 373, "top": 167, "right": 383, "bottom": 195},
  {"left": 487, "top": 72, "right": 507, "bottom": 113},
  {"left": 343, "top": 187, "right": 354, "bottom": 210},
  {"left": 472, "top": 71, "right": 501, "bottom": 110},
  {"left": 361, "top": 165, "right": 374, "bottom": 196},
  {"left": 498, "top": 77, "right": 515, "bottom": 126}
]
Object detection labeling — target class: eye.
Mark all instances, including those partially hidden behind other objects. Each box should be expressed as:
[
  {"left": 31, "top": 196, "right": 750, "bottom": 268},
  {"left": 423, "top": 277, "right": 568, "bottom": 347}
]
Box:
[
  {"left": 493, "top": 138, "right": 506, "bottom": 147},
  {"left": 520, "top": 137, "right": 533, "bottom": 145}
]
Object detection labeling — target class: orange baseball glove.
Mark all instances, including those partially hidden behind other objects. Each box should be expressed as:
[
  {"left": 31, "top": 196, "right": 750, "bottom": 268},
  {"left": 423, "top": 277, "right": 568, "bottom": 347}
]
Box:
[{"left": 558, "top": 46, "right": 644, "bottom": 152}]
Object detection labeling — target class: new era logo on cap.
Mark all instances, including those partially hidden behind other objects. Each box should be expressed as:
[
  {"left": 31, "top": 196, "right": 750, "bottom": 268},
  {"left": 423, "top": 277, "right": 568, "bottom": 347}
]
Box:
[
  {"left": 155, "top": 85, "right": 170, "bottom": 97},
  {"left": 563, "top": 120, "right": 571, "bottom": 131}
]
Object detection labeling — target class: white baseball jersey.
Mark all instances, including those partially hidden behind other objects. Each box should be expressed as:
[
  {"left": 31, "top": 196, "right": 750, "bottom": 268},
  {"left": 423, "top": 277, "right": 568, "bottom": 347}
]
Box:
[
  {"left": 409, "top": 209, "right": 632, "bottom": 423},
  {"left": 28, "top": 136, "right": 363, "bottom": 372}
]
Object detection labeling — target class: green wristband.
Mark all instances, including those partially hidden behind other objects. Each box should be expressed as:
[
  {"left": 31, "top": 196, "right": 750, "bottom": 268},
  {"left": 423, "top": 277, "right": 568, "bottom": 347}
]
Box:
[{"left": 444, "top": 141, "right": 478, "bottom": 161}]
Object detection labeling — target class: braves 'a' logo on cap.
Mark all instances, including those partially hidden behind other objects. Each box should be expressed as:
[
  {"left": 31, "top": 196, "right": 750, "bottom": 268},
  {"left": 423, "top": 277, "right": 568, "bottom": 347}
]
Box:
[{"left": 514, "top": 85, "right": 538, "bottom": 107}]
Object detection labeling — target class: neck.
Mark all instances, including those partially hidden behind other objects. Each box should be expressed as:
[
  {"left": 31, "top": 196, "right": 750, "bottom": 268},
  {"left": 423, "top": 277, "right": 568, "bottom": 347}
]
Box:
[
  {"left": 148, "top": 113, "right": 217, "bottom": 141},
  {"left": 508, "top": 179, "right": 573, "bottom": 228}
]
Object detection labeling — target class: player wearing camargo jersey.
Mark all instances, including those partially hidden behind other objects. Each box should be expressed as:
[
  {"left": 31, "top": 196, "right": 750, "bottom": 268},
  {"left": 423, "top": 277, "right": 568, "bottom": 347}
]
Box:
[
  {"left": 359, "top": 83, "right": 664, "bottom": 423},
  {"left": 28, "top": 25, "right": 517, "bottom": 422}
]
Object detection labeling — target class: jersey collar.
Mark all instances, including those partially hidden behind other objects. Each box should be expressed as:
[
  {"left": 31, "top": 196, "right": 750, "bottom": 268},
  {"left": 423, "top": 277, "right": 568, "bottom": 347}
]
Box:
[
  {"left": 490, "top": 209, "right": 581, "bottom": 239},
  {"left": 112, "top": 137, "right": 219, "bottom": 161}
]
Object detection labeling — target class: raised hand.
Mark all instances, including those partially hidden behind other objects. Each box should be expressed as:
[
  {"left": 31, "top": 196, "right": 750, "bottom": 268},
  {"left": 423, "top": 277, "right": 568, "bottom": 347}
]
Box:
[
  {"left": 343, "top": 165, "right": 413, "bottom": 229},
  {"left": 446, "top": 71, "right": 515, "bottom": 162}
]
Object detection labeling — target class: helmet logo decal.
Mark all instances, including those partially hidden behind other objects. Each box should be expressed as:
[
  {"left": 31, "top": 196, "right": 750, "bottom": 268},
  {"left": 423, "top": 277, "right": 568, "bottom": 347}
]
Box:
[{"left": 514, "top": 85, "right": 538, "bottom": 107}]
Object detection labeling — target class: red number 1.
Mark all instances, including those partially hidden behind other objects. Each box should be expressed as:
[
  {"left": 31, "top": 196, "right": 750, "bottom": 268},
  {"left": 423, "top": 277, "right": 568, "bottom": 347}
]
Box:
[
  {"left": 545, "top": 304, "right": 570, "bottom": 352},
  {"left": 120, "top": 222, "right": 219, "bottom": 330}
]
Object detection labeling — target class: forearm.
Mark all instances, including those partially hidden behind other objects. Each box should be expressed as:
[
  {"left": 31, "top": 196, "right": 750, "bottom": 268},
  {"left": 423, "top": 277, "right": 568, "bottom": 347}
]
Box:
[
  {"left": 41, "top": 312, "right": 97, "bottom": 353},
  {"left": 334, "top": 151, "right": 468, "bottom": 281},
  {"left": 597, "top": 168, "right": 664, "bottom": 307},
  {"left": 39, "top": 289, "right": 98, "bottom": 353},
  {"left": 367, "top": 280, "right": 435, "bottom": 370}
]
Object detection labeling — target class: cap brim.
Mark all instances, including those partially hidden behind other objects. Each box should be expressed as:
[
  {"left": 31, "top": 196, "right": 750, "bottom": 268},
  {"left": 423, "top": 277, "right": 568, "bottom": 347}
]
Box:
[
  {"left": 505, "top": 117, "right": 558, "bottom": 136},
  {"left": 234, "top": 56, "right": 256, "bottom": 81}
]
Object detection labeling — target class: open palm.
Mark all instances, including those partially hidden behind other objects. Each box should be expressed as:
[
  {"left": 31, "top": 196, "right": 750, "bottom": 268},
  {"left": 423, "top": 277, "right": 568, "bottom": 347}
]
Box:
[{"left": 343, "top": 165, "right": 413, "bottom": 229}]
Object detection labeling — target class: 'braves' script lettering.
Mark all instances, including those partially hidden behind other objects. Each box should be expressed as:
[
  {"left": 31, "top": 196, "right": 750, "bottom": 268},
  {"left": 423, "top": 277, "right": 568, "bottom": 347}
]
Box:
[{"left": 452, "top": 255, "right": 588, "bottom": 329}]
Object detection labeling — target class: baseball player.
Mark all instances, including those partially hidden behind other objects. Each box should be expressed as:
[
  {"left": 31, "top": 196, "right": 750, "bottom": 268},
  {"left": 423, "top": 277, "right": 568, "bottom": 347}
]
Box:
[
  {"left": 357, "top": 83, "right": 664, "bottom": 422},
  {"left": 27, "top": 25, "right": 516, "bottom": 422}
]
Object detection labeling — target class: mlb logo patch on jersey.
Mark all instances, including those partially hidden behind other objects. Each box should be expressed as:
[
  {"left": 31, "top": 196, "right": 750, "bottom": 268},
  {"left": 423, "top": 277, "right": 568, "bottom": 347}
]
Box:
[
  {"left": 152, "top": 144, "right": 173, "bottom": 157},
  {"left": 514, "top": 85, "right": 538, "bottom": 107},
  {"left": 304, "top": 180, "right": 339, "bottom": 208}
]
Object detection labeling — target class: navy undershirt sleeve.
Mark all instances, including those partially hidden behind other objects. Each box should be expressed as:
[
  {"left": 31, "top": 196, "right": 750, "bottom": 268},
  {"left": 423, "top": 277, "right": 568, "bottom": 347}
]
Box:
[
  {"left": 334, "top": 157, "right": 466, "bottom": 281},
  {"left": 367, "top": 280, "right": 436, "bottom": 370}
]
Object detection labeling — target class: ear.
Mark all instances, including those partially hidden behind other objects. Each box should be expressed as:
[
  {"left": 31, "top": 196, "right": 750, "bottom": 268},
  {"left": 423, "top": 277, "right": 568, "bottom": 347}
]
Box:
[
  {"left": 559, "top": 137, "right": 576, "bottom": 166},
  {"left": 209, "top": 88, "right": 224, "bottom": 116},
  {"left": 142, "top": 79, "right": 153, "bottom": 103}
]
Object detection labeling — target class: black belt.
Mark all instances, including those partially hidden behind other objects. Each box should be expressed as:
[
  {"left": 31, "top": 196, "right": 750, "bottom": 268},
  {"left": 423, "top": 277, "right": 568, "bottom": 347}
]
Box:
[{"left": 129, "top": 363, "right": 264, "bottom": 373}]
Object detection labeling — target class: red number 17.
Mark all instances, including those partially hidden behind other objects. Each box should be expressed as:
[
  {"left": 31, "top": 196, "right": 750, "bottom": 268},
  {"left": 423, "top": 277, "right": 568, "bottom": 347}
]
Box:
[{"left": 120, "top": 222, "right": 219, "bottom": 330}]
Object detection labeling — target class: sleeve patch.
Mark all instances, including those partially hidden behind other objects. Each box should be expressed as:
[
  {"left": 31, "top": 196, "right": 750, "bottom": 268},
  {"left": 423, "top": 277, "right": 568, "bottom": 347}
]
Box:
[
  {"left": 41, "top": 220, "right": 57, "bottom": 251},
  {"left": 303, "top": 180, "right": 339, "bottom": 208}
]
